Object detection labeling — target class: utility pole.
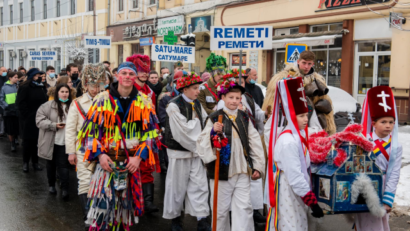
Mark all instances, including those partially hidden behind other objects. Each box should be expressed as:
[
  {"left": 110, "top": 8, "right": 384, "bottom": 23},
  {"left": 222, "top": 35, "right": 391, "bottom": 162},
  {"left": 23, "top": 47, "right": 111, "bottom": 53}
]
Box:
[{"left": 93, "top": 0, "right": 96, "bottom": 63}]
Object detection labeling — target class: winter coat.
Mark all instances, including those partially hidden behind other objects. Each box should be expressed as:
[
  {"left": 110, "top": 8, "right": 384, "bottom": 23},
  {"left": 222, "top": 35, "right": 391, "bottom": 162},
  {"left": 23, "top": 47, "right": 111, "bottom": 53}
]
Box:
[
  {"left": 158, "top": 94, "right": 173, "bottom": 128},
  {"left": 245, "top": 82, "right": 264, "bottom": 108},
  {"left": 263, "top": 64, "right": 336, "bottom": 135},
  {"left": 0, "top": 81, "right": 18, "bottom": 116},
  {"left": 16, "top": 81, "right": 48, "bottom": 140},
  {"left": 35, "top": 101, "right": 59, "bottom": 160},
  {"left": 0, "top": 76, "right": 8, "bottom": 115}
]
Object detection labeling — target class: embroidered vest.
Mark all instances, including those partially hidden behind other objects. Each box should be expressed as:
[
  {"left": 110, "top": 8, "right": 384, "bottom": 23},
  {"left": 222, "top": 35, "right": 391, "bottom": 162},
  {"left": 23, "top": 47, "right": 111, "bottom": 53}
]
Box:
[
  {"left": 207, "top": 109, "right": 252, "bottom": 181},
  {"left": 164, "top": 95, "right": 204, "bottom": 151}
]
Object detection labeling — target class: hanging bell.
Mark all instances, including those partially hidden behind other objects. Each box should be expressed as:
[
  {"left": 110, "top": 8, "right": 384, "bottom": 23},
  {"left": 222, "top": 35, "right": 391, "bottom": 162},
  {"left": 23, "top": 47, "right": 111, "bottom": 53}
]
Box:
[
  {"left": 315, "top": 99, "right": 333, "bottom": 114},
  {"left": 304, "top": 81, "right": 319, "bottom": 97},
  {"left": 315, "top": 78, "right": 329, "bottom": 96}
]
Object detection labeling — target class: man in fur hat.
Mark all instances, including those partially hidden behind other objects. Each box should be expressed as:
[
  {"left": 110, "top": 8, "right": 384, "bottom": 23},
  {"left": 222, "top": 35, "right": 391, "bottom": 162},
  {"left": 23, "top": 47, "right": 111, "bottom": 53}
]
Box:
[{"left": 263, "top": 51, "right": 336, "bottom": 135}]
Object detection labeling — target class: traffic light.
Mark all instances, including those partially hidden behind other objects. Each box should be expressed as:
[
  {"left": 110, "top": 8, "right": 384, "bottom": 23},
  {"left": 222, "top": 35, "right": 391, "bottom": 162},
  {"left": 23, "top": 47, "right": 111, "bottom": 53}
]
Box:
[{"left": 180, "top": 33, "right": 196, "bottom": 47}]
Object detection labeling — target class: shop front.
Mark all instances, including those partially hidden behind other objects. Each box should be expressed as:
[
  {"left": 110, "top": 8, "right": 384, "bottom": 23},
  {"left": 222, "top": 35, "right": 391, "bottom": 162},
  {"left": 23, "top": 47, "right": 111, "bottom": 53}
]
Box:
[
  {"left": 216, "top": 0, "right": 410, "bottom": 122},
  {"left": 107, "top": 19, "right": 157, "bottom": 69}
]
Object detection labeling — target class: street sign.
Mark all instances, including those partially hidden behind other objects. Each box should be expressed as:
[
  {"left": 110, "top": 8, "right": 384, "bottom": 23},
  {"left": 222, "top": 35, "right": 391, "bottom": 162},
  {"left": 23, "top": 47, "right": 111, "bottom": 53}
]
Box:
[
  {"left": 84, "top": 36, "right": 112, "bottom": 48},
  {"left": 28, "top": 50, "right": 57, "bottom": 61},
  {"left": 140, "top": 37, "right": 155, "bottom": 46},
  {"left": 151, "top": 44, "right": 195, "bottom": 63},
  {"left": 210, "top": 26, "right": 272, "bottom": 50},
  {"left": 285, "top": 44, "right": 307, "bottom": 64},
  {"left": 164, "top": 31, "right": 178, "bottom": 45},
  {"left": 157, "top": 15, "right": 185, "bottom": 36}
]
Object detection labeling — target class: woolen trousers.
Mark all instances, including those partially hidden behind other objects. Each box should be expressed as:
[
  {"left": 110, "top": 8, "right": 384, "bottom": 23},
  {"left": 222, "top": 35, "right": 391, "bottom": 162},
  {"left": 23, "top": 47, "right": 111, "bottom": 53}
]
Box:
[
  {"left": 47, "top": 145, "right": 70, "bottom": 191},
  {"left": 23, "top": 139, "right": 39, "bottom": 164}
]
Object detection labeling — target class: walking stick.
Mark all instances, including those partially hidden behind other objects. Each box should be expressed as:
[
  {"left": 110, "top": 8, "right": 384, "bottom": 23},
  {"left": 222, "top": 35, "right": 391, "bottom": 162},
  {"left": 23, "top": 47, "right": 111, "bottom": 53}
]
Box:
[{"left": 212, "top": 115, "right": 223, "bottom": 231}]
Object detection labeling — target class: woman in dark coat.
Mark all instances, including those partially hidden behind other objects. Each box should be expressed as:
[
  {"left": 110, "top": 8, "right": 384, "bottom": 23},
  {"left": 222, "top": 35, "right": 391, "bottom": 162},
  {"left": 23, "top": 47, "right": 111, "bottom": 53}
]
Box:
[{"left": 16, "top": 68, "right": 48, "bottom": 172}]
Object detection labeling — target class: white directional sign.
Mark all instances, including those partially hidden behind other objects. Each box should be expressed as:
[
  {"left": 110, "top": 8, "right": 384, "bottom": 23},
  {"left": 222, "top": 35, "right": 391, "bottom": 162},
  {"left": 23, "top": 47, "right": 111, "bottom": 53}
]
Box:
[
  {"left": 210, "top": 26, "right": 273, "bottom": 50},
  {"left": 28, "top": 50, "right": 57, "bottom": 61},
  {"left": 84, "top": 36, "right": 112, "bottom": 48},
  {"left": 151, "top": 44, "right": 195, "bottom": 63}
]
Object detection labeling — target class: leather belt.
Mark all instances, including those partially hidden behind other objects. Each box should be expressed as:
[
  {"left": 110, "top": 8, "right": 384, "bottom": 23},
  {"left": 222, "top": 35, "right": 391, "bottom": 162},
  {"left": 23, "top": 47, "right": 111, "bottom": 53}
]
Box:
[{"left": 106, "top": 149, "right": 137, "bottom": 162}]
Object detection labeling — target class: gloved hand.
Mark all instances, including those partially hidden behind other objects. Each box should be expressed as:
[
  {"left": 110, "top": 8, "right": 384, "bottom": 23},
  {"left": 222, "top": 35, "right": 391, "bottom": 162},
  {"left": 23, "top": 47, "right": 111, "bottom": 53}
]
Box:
[{"left": 310, "top": 203, "right": 324, "bottom": 218}]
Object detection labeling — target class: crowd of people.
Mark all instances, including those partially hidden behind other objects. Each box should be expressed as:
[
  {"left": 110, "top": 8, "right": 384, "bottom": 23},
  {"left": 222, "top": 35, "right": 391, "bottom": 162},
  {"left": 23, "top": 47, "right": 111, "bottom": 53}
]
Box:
[{"left": 0, "top": 50, "right": 401, "bottom": 231}]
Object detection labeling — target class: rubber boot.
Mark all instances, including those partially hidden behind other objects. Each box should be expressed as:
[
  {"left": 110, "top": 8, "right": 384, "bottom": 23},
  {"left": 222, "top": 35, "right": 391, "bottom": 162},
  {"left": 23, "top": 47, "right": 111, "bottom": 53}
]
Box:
[
  {"left": 142, "top": 183, "right": 159, "bottom": 214},
  {"left": 79, "top": 194, "right": 90, "bottom": 230},
  {"left": 171, "top": 216, "right": 183, "bottom": 231}
]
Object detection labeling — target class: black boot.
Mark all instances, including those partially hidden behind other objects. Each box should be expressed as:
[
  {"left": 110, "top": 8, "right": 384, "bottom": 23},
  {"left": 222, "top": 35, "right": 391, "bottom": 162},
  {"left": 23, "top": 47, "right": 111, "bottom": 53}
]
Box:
[
  {"left": 160, "top": 162, "right": 168, "bottom": 174},
  {"left": 62, "top": 190, "right": 69, "bottom": 201},
  {"left": 49, "top": 186, "right": 57, "bottom": 194},
  {"left": 159, "top": 149, "right": 168, "bottom": 174},
  {"left": 23, "top": 162, "right": 29, "bottom": 172},
  {"left": 197, "top": 218, "right": 211, "bottom": 231},
  {"left": 171, "top": 216, "right": 183, "bottom": 231},
  {"left": 11, "top": 142, "right": 16, "bottom": 152},
  {"left": 253, "top": 210, "right": 266, "bottom": 224},
  {"left": 79, "top": 194, "right": 90, "bottom": 230},
  {"left": 33, "top": 163, "right": 43, "bottom": 171},
  {"left": 142, "top": 183, "right": 159, "bottom": 214}
]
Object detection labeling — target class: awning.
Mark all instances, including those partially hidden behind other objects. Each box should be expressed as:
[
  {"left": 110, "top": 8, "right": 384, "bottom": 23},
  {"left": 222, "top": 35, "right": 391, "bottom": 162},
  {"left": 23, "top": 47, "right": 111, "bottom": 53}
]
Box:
[{"left": 271, "top": 29, "right": 349, "bottom": 49}]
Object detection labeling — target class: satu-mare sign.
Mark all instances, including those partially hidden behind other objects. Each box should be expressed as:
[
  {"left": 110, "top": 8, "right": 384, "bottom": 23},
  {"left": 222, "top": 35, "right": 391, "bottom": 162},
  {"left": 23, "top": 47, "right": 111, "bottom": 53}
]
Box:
[
  {"left": 151, "top": 44, "right": 195, "bottom": 63},
  {"left": 210, "top": 26, "right": 272, "bottom": 50},
  {"left": 28, "top": 51, "right": 57, "bottom": 61}
]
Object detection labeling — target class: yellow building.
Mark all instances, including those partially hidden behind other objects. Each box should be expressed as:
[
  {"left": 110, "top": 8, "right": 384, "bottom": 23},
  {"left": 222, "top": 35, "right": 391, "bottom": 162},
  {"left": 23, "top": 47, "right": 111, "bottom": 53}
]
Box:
[
  {"left": 0, "top": 0, "right": 109, "bottom": 72},
  {"left": 213, "top": 0, "right": 410, "bottom": 122}
]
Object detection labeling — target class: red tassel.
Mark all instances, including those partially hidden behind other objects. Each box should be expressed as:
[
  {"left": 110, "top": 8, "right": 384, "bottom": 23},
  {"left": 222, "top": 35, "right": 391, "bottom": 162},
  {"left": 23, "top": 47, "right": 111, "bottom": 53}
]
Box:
[{"left": 334, "top": 149, "right": 347, "bottom": 167}]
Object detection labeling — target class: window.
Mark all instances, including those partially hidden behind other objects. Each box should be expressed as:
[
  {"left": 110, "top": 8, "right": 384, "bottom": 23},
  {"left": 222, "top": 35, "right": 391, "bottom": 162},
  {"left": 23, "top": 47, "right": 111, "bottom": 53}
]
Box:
[
  {"left": 57, "top": 0, "right": 60, "bottom": 17},
  {"left": 132, "top": 0, "right": 138, "bottom": 8},
  {"left": 29, "top": 49, "right": 35, "bottom": 68},
  {"left": 88, "top": 48, "right": 100, "bottom": 64},
  {"left": 119, "top": 0, "right": 124, "bottom": 11},
  {"left": 89, "top": 0, "right": 94, "bottom": 12},
  {"left": 310, "top": 23, "right": 343, "bottom": 88},
  {"left": 149, "top": 0, "right": 156, "bottom": 5},
  {"left": 43, "top": 0, "right": 47, "bottom": 19},
  {"left": 18, "top": 50, "right": 24, "bottom": 67},
  {"left": 0, "top": 51, "right": 4, "bottom": 67},
  {"left": 0, "top": 7, "right": 3, "bottom": 26},
  {"left": 9, "top": 51, "right": 14, "bottom": 70},
  {"left": 54, "top": 48, "right": 61, "bottom": 73},
  {"left": 31, "top": 0, "right": 35, "bottom": 21},
  {"left": 10, "top": 5, "right": 13, "bottom": 25},
  {"left": 118, "top": 45, "right": 124, "bottom": 65},
  {"left": 41, "top": 48, "right": 47, "bottom": 71},
  {"left": 132, "top": 43, "right": 144, "bottom": 55},
  {"left": 71, "top": 0, "right": 76, "bottom": 15},
  {"left": 19, "top": 3, "right": 23, "bottom": 23}
]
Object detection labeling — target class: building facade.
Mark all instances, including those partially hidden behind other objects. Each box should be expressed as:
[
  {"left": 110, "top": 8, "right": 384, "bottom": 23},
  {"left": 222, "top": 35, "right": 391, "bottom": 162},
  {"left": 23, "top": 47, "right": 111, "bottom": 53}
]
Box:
[
  {"left": 214, "top": 0, "right": 410, "bottom": 122},
  {"left": 0, "top": 0, "right": 109, "bottom": 72}
]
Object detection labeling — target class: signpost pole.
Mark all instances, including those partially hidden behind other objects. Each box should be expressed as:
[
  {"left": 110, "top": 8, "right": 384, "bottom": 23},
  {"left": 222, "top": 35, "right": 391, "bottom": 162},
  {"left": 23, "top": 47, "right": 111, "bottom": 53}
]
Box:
[
  {"left": 189, "top": 25, "right": 192, "bottom": 72},
  {"left": 239, "top": 50, "right": 243, "bottom": 85}
]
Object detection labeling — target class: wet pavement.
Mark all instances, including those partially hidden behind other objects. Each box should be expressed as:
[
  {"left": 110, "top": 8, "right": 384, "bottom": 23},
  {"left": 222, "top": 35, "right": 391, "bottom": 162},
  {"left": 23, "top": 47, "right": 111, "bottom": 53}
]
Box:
[{"left": 0, "top": 137, "right": 409, "bottom": 231}]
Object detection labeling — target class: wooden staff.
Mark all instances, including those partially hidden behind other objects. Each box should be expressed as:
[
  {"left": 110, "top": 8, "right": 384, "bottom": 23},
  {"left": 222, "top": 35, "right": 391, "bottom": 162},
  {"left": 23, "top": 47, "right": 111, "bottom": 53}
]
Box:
[{"left": 212, "top": 115, "right": 223, "bottom": 231}]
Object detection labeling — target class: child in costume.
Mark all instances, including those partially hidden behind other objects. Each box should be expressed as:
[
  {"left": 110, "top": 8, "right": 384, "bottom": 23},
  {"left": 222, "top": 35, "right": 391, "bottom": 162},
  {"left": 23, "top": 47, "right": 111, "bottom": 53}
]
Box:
[
  {"left": 197, "top": 78, "right": 265, "bottom": 231},
  {"left": 266, "top": 77, "right": 324, "bottom": 231},
  {"left": 162, "top": 71, "right": 211, "bottom": 231},
  {"left": 355, "top": 86, "right": 403, "bottom": 231},
  {"left": 78, "top": 62, "right": 162, "bottom": 230}
]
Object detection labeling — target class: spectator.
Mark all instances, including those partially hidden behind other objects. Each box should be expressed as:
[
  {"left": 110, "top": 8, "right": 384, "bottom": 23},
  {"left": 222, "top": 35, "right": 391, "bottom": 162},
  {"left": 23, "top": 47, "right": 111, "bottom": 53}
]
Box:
[
  {"left": 16, "top": 72, "right": 25, "bottom": 89},
  {"left": 112, "top": 67, "right": 118, "bottom": 83},
  {"left": 244, "top": 68, "right": 264, "bottom": 108},
  {"left": 47, "top": 76, "right": 76, "bottom": 101},
  {"left": 201, "top": 72, "right": 211, "bottom": 82},
  {"left": 159, "top": 67, "right": 170, "bottom": 83},
  {"left": 16, "top": 68, "right": 48, "bottom": 173},
  {"left": 103, "top": 61, "right": 111, "bottom": 70},
  {"left": 40, "top": 71, "right": 50, "bottom": 89},
  {"left": 46, "top": 66, "right": 57, "bottom": 87},
  {"left": 0, "top": 66, "right": 8, "bottom": 137},
  {"left": 18, "top": 66, "right": 27, "bottom": 75},
  {"left": 60, "top": 68, "right": 67, "bottom": 76},
  {"left": 36, "top": 84, "right": 72, "bottom": 200},
  {"left": 67, "top": 64, "right": 80, "bottom": 88},
  {"left": 104, "top": 67, "right": 113, "bottom": 90},
  {"left": 147, "top": 70, "right": 162, "bottom": 98},
  {"left": 0, "top": 72, "right": 19, "bottom": 151},
  {"left": 161, "top": 62, "right": 183, "bottom": 94}
]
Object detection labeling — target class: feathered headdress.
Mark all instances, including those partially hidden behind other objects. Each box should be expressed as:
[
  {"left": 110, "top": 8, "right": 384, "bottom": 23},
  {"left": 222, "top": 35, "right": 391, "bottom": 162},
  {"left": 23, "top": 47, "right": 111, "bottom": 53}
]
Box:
[
  {"left": 126, "top": 54, "right": 151, "bottom": 73},
  {"left": 80, "top": 63, "right": 106, "bottom": 88}
]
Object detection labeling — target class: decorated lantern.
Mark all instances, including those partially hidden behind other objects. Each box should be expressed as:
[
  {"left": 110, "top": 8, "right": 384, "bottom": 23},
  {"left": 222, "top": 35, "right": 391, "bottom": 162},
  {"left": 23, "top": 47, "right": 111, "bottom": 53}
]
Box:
[{"left": 309, "top": 124, "right": 385, "bottom": 216}]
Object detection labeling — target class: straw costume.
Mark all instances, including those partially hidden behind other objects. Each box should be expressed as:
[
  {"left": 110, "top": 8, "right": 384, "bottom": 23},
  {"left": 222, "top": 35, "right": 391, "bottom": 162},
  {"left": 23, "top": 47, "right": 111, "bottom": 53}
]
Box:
[
  {"left": 355, "top": 86, "right": 403, "bottom": 231},
  {"left": 162, "top": 71, "right": 211, "bottom": 230},
  {"left": 197, "top": 78, "right": 265, "bottom": 231},
  {"left": 78, "top": 62, "right": 162, "bottom": 230}
]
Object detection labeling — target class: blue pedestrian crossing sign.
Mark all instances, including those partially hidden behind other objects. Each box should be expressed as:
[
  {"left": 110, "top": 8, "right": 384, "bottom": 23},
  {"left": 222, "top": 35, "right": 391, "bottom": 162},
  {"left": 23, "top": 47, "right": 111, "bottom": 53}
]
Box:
[{"left": 285, "top": 44, "right": 308, "bottom": 64}]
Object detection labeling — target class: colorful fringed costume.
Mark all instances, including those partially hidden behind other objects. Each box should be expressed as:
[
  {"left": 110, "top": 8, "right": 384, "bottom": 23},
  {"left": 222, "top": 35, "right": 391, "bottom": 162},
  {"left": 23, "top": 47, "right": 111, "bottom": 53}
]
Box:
[{"left": 77, "top": 88, "right": 161, "bottom": 230}]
